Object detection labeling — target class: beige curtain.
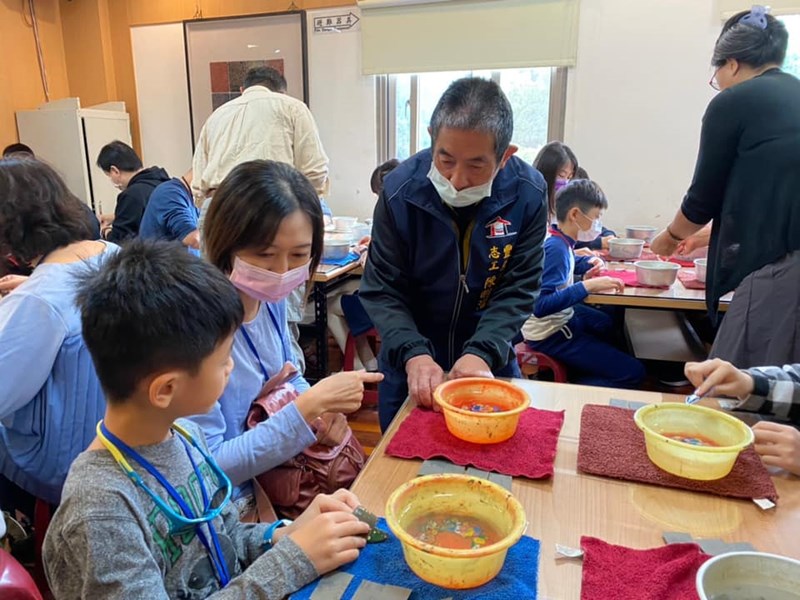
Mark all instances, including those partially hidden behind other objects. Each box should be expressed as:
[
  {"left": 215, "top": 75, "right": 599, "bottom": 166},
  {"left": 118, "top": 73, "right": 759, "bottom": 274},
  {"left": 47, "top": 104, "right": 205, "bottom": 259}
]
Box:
[{"left": 358, "top": 0, "right": 581, "bottom": 75}]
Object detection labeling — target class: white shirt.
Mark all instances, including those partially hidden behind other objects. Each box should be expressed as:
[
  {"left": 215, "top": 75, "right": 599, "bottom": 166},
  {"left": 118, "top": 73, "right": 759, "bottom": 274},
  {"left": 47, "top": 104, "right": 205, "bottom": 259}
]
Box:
[{"left": 192, "top": 85, "right": 329, "bottom": 198}]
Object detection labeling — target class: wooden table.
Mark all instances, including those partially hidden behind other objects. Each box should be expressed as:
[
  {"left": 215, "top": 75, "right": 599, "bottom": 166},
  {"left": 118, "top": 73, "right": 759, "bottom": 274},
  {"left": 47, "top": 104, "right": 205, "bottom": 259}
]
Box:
[
  {"left": 351, "top": 379, "right": 800, "bottom": 599},
  {"left": 303, "top": 261, "right": 363, "bottom": 382},
  {"left": 586, "top": 263, "right": 732, "bottom": 311}
]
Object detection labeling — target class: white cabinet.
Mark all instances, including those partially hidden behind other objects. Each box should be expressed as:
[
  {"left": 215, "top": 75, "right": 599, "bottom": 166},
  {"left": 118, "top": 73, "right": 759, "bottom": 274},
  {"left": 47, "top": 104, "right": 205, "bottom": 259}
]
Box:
[{"left": 16, "top": 98, "right": 132, "bottom": 216}]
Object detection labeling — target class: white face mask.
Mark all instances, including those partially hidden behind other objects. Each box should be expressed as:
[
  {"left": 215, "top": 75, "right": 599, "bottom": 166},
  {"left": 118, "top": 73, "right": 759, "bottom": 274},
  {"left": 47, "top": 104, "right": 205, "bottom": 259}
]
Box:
[
  {"left": 428, "top": 163, "right": 495, "bottom": 208},
  {"left": 577, "top": 217, "right": 603, "bottom": 242}
]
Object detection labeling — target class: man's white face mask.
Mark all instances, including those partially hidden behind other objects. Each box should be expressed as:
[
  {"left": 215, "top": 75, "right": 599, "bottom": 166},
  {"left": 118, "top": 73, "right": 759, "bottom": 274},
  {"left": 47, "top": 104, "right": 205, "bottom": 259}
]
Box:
[{"left": 427, "top": 163, "right": 496, "bottom": 208}]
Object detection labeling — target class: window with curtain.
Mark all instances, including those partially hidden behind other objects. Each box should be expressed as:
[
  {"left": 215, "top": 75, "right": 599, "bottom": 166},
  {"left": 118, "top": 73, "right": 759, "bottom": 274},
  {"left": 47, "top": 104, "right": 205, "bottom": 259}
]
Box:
[
  {"left": 780, "top": 14, "right": 800, "bottom": 78},
  {"left": 382, "top": 67, "right": 561, "bottom": 165}
]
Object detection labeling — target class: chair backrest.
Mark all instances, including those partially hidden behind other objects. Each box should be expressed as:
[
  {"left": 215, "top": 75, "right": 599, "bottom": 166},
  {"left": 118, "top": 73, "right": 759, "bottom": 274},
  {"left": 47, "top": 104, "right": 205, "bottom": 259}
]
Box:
[{"left": 0, "top": 548, "right": 44, "bottom": 600}]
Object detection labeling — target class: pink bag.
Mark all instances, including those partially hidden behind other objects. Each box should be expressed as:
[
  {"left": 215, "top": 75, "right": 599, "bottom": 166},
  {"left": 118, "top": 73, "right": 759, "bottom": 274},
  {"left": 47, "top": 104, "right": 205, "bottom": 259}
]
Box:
[{"left": 245, "top": 363, "right": 365, "bottom": 519}]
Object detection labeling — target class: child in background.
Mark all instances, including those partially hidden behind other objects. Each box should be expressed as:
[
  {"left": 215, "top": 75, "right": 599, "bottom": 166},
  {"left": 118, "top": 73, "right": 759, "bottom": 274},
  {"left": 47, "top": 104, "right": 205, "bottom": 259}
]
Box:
[
  {"left": 327, "top": 159, "right": 402, "bottom": 371},
  {"left": 685, "top": 358, "right": 800, "bottom": 475},
  {"left": 44, "top": 240, "right": 370, "bottom": 598},
  {"left": 570, "top": 166, "right": 617, "bottom": 251},
  {"left": 522, "top": 180, "right": 645, "bottom": 389},
  {"left": 533, "top": 141, "right": 578, "bottom": 222}
]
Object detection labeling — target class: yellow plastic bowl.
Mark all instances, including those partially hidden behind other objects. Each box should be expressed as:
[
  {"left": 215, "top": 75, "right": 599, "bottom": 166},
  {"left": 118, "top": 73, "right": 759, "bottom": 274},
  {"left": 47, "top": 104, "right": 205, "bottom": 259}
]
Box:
[
  {"left": 634, "top": 403, "right": 754, "bottom": 481},
  {"left": 433, "top": 378, "right": 531, "bottom": 444},
  {"left": 385, "top": 474, "right": 527, "bottom": 589}
]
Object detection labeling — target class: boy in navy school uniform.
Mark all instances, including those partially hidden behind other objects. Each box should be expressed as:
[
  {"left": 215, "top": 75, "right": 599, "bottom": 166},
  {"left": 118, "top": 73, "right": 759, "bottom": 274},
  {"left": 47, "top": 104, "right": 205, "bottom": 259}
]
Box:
[
  {"left": 521, "top": 180, "right": 646, "bottom": 388},
  {"left": 43, "top": 239, "right": 370, "bottom": 599}
]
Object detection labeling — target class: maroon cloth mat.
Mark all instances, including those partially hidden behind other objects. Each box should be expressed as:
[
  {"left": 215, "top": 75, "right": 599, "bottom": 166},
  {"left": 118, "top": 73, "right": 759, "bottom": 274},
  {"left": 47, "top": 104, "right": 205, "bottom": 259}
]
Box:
[
  {"left": 580, "top": 536, "right": 710, "bottom": 600},
  {"left": 386, "top": 406, "right": 565, "bottom": 479},
  {"left": 577, "top": 405, "right": 778, "bottom": 502},
  {"left": 677, "top": 269, "right": 705, "bottom": 290},
  {"left": 596, "top": 269, "right": 668, "bottom": 289},
  {"left": 598, "top": 249, "right": 658, "bottom": 262},
  {"left": 669, "top": 256, "right": 696, "bottom": 268}
]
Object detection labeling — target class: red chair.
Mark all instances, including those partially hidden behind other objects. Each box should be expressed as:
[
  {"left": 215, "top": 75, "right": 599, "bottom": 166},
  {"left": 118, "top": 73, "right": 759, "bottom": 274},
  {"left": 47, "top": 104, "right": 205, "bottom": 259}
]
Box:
[
  {"left": 514, "top": 342, "right": 568, "bottom": 383},
  {"left": 343, "top": 328, "right": 380, "bottom": 407},
  {"left": 0, "top": 548, "right": 43, "bottom": 600}
]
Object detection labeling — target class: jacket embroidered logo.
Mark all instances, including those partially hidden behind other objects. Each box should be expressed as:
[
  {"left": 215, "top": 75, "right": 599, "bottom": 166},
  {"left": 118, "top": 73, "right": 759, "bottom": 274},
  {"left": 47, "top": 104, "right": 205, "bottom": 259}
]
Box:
[{"left": 485, "top": 216, "right": 516, "bottom": 238}]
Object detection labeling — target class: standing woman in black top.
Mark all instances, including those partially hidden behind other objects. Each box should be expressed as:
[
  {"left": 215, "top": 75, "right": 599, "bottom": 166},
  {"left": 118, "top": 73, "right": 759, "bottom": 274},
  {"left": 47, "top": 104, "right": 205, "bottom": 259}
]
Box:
[{"left": 651, "top": 6, "right": 800, "bottom": 368}]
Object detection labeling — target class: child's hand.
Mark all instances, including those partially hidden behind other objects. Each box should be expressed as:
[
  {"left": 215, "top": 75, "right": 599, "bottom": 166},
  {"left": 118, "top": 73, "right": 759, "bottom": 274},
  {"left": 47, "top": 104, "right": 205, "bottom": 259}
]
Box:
[
  {"left": 583, "top": 276, "right": 624, "bottom": 294},
  {"left": 600, "top": 235, "right": 616, "bottom": 250},
  {"left": 752, "top": 422, "right": 800, "bottom": 475},
  {"left": 0, "top": 274, "right": 28, "bottom": 296},
  {"left": 574, "top": 248, "right": 596, "bottom": 257},
  {"left": 584, "top": 256, "right": 605, "bottom": 279},
  {"left": 294, "top": 490, "right": 362, "bottom": 528},
  {"left": 684, "top": 359, "right": 754, "bottom": 399},
  {"left": 289, "top": 512, "right": 370, "bottom": 574}
]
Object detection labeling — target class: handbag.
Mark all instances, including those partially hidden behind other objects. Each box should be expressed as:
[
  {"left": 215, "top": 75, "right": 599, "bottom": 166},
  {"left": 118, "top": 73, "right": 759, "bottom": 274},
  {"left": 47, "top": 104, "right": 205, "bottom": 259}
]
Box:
[{"left": 245, "top": 362, "right": 365, "bottom": 519}]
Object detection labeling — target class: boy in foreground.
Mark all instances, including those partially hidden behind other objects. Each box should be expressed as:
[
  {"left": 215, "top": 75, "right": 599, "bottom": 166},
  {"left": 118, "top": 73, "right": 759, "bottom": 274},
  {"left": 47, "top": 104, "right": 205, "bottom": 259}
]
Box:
[{"left": 43, "top": 240, "right": 369, "bottom": 598}]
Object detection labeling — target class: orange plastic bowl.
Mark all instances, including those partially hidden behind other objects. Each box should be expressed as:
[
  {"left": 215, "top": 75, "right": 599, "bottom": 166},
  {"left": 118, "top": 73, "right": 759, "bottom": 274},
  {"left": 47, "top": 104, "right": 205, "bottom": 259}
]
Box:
[
  {"left": 385, "top": 474, "right": 527, "bottom": 589},
  {"left": 433, "top": 378, "right": 531, "bottom": 444}
]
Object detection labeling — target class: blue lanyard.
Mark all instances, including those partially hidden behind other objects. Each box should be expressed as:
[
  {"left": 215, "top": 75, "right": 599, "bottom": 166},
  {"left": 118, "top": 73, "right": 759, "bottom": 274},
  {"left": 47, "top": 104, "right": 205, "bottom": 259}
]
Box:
[
  {"left": 239, "top": 305, "right": 289, "bottom": 382},
  {"left": 99, "top": 424, "right": 232, "bottom": 587}
]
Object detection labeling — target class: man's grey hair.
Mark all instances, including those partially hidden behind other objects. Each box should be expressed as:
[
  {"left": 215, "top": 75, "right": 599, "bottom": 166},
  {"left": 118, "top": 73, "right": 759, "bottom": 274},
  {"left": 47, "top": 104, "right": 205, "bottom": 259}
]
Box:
[{"left": 429, "top": 77, "right": 514, "bottom": 163}]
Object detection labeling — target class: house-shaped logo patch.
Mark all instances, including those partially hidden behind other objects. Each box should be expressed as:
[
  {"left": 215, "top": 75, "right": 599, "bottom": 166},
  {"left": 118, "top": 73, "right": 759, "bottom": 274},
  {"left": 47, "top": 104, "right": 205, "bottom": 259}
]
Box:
[{"left": 485, "top": 216, "right": 516, "bottom": 239}]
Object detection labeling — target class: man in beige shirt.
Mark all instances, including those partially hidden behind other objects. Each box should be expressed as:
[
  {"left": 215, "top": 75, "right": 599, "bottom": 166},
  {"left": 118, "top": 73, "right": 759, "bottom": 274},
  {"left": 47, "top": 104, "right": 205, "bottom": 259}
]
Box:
[{"left": 192, "top": 67, "right": 329, "bottom": 201}]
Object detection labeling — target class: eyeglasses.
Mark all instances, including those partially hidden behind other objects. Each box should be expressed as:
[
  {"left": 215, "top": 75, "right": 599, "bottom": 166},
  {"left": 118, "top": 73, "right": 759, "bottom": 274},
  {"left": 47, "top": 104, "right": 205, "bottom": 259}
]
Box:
[{"left": 709, "top": 68, "right": 721, "bottom": 91}]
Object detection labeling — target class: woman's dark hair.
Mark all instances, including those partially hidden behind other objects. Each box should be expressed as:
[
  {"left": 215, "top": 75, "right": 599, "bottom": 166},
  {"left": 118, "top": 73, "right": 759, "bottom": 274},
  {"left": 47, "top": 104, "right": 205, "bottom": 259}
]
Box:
[
  {"left": 533, "top": 141, "right": 579, "bottom": 219},
  {"left": 96, "top": 140, "right": 143, "bottom": 173},
  {"left": 204, "top": 160, "right": 324, "bottom": 276},
  {"left": 0, "top": 157, "right": 95, "bottom": 264},
  {"left": 370, "top": 159, "right": 401, "bottom": 195},
  {"left": 712, "top": 8, "right": 788, "bottom": 68}
]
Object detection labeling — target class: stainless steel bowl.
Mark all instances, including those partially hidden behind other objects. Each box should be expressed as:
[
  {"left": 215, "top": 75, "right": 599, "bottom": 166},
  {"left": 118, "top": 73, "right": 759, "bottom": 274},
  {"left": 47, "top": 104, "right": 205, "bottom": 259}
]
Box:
[
  {"left": 694, "top": 258, "right": 707, "bottom": 283},
  {"left": 696, "top": 552, "right": 800, "bottom": 600},
  {"left": 608, "top": 238, "right": 645, "bottom": 260},
  {"left": 322, "top": 239, "right": 351, "bottom": 261},
  {"left": 625, "top": 226, "right": 659, "bottom": 242},
  {"left": 634, "top": 260, "right": 680, "bottom": 287}
]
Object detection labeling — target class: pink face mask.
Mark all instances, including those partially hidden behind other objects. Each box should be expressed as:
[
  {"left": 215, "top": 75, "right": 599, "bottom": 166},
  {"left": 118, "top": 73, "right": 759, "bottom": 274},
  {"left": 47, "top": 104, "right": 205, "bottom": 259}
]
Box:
[{"left": 229, "top": 257, "right": 310, "bottom": 304}]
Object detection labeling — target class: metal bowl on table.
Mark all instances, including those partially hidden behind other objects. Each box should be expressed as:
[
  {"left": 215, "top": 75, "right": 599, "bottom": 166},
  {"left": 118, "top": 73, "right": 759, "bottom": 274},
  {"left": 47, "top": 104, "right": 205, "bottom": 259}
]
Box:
[
  {"left": 633, "top": 260, "right": 680, "bottom": 287},
  {"left": 696, "top": 552, "right": 800, "bottom": 600},
  {"left": 322, "top": 235, "right": 351, "bottom": 261},
  {"left": 625, "top": 226, "right": 659, "bottom": 242},
  {"left": 608, "top": 238, "right": 645, "bottom": 260},
  {"left": 694, "top": 258, "right": 707, "bottom": 283}
]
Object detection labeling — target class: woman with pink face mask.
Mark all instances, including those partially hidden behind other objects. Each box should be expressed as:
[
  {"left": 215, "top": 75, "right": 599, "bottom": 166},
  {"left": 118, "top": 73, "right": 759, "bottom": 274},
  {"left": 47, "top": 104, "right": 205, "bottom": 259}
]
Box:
[{"left": 191, "top": 160, "right": 382, "bottom": 512}]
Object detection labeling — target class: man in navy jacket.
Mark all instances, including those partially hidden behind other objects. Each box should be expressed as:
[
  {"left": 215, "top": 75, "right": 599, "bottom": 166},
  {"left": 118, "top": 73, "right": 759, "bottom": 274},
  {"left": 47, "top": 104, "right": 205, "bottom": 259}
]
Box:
[{"left": 360, "top": 77, "right": 548, "bottom": 430}]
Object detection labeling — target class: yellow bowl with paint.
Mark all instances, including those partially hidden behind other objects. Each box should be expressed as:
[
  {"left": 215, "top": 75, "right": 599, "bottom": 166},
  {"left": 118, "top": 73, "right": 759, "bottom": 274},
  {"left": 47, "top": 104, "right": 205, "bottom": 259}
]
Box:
[
  {"left": 634, "top": 403, "right": 753, "bottom": 481},
  {"left": 433, "top": 378, "right": 531, "bottom": 444},
  {"left": 385, "top": 474, "right": 527, "bottom": 589}
]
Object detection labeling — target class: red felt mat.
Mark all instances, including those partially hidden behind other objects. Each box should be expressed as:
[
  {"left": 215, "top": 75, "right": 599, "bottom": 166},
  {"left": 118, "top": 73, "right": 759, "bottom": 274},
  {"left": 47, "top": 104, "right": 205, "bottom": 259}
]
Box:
[
  {"left": 669, "top": 256, "right": 696, "bottom": 268},
  {"left": 580, "top": 536, "right": 710, "bottom": 600},
  {"left": 598, "top": 249, "right": 658, "bottom": 262},
  {"left": 577, "top": 405, "right": 778, "bottom": 502},
  {"left": 677, "top": 269, "right": 705, "bottom": 290},
  {"left": 386, "top": 407, "right": 565, "bottom": 479},
  {"left": 596, "top": 269, "right": 669, "bottom": 289}
]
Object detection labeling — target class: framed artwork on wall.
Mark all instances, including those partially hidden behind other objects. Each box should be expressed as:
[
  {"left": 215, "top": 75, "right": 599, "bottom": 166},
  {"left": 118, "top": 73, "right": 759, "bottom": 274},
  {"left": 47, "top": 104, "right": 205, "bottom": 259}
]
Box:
[{"left": 184, "top": 12, "right": 308, "bottom": 145}]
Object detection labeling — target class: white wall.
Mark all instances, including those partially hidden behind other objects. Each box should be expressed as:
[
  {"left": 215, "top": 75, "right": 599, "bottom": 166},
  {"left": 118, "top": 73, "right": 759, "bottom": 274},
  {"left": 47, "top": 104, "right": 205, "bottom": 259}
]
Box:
[
  {"left": 131, "top": 23, "right": 194, "bottom": 177},
  {"left": 307, "top": 7, "right": 377, "bottom": 220},
  {"left": 128, "top": 1, "right": 724, "bottom": 227},
  {"left": 565, "top": 0, "right": 721, "bottom": 232}
]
